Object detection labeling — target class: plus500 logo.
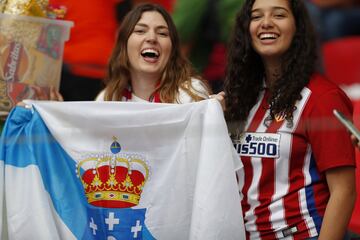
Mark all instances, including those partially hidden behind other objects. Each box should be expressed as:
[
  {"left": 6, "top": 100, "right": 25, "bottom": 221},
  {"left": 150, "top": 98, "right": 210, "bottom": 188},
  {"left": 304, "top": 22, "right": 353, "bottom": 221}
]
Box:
[{"left": 233, "top": 133, "right": 280, "bottom": 158}]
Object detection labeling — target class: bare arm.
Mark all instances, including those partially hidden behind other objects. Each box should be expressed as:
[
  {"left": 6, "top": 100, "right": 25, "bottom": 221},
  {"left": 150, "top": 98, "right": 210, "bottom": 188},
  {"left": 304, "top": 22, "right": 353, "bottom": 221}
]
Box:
[
  {"left": 318, "top": 166, "right": 356, "bottom": 240},
  {"left": 32, "top": 86, "right": 64, "bottom": 101},
  {"left": 17, "top": 86, "right": 64, "bottom": 107}
]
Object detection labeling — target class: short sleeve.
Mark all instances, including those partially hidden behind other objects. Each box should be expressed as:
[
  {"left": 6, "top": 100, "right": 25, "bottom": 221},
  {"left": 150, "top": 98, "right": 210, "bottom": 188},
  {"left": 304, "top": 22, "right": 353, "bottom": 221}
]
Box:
[{"left": 307, "top": 88, "right": 355, "bottom": 172}]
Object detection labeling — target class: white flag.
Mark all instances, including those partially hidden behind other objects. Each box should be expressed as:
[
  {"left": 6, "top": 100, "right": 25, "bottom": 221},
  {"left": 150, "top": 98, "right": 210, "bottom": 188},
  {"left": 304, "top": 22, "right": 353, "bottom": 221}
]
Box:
[{"left": 1, "top": 99, "right": 245, "bottom": 239}]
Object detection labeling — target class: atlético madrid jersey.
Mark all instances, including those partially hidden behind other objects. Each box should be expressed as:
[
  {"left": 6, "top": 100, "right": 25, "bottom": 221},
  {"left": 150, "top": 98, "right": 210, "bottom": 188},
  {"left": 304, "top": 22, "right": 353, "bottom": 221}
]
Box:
[{"left": 234, "top": 74, "right": 355, "bottom": 240}]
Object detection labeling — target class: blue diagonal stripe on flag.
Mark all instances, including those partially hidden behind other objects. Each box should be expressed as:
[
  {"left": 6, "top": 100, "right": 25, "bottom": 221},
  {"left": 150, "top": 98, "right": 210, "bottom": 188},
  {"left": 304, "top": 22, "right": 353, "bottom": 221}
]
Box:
[{"left": 1, "top": 100, "right": 246, "bottom": 240}]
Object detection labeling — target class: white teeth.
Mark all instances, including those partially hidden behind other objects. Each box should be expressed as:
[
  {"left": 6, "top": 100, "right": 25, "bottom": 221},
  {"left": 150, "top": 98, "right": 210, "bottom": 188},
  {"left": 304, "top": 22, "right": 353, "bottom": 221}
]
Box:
[
  {"left": 259, "top": 33, "right": 278, "bottom": 40},
  {"left": 141, "top": 49, "right": 159, "bottom": 56}
]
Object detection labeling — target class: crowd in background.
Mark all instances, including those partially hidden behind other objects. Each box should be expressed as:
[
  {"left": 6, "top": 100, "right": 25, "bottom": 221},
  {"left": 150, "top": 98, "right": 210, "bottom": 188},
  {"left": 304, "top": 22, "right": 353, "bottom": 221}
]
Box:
[{"left": 50, "top": 0, "right": 360, "bottom": 100}]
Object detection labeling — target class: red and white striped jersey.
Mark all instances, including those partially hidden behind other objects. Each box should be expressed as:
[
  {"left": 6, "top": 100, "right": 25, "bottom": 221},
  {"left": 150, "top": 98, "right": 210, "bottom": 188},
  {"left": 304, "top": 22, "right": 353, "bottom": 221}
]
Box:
[{"left": 234, "top": 74, "right": 355, "bottom": 239}]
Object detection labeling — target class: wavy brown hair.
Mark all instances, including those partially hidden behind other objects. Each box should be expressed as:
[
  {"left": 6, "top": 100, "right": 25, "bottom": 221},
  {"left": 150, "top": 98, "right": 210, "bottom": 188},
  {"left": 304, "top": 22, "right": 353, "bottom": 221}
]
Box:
[
  {"left": 104, "top": 3, "right": 209, "bottom": 102},
  {"left": 224, "top": 0, "right": 318, "bottom": 127}
]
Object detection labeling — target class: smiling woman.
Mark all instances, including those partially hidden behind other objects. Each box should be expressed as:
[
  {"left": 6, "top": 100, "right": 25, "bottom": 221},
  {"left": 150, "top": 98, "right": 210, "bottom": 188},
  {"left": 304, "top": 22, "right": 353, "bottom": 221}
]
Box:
[
  {"left": 249, "top": 0, "right": 296, "bottom": 67},
  {"left": 96, "top": 3, "right": 210, "bottom": 103},
  {"left": 126, "top": 11, "right": 172, "bottom": 91},
  {"left": 224, "top": 0, "right": 356, "bottom": 239}
]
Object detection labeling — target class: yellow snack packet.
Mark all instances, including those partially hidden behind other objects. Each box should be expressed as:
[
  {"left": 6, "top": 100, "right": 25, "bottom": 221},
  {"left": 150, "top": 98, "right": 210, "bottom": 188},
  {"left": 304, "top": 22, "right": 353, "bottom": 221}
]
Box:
[
  {"left": 0, "top": 13, "right": 73, "bottom": 112},
  {"left": 3, "top": 0, "right": 48, "bottom": 17}
]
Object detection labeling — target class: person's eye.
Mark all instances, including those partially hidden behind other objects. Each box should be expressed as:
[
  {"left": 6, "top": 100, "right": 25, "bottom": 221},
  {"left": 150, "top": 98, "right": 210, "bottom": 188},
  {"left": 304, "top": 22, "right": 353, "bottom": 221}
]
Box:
[
  {"left": 273, "top": 11, "right": 287, "bottom": 18},
  {"left": 251, "top": 15, "right": 261, "bottom": 20},
  {"left": 274, "top": 14, "right": 285, "bottom": 18},
  {"left": 158, "top": 32, "right": 169, "bottom": 37},
  {"left": 134, "top": 29, "right": 145, "bottom": 34}
]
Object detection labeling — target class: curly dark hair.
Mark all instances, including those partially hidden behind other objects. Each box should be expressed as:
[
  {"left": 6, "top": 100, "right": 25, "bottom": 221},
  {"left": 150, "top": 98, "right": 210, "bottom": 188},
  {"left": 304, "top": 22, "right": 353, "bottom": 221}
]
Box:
[{"left": 224, "top": 0, "right": 318, "bottom": 128}]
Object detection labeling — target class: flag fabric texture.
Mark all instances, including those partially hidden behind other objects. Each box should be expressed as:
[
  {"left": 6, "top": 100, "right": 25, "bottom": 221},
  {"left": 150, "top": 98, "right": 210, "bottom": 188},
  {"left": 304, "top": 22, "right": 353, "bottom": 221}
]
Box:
[{"left": 0, "top": 99, "right": 245, "bottom": 240}]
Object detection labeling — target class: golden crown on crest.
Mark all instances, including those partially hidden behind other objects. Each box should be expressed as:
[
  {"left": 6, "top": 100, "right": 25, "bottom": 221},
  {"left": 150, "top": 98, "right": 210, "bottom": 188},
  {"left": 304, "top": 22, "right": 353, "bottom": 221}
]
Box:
[{"left": 76, "top": 137, "right": 150, "bottom": 208}]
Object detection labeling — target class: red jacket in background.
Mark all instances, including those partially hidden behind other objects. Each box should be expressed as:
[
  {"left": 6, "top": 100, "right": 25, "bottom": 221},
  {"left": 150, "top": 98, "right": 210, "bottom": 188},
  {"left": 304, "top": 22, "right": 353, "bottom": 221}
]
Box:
[{"left": 50, "top": 0, "right": 119, "bottom": 79}]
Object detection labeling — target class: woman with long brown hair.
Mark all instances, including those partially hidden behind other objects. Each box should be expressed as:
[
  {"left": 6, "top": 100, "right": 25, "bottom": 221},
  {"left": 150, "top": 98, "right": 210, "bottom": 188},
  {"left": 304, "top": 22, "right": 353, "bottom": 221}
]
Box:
[{"left": 96, "top": 3, "right": 210, "bottom": 103}]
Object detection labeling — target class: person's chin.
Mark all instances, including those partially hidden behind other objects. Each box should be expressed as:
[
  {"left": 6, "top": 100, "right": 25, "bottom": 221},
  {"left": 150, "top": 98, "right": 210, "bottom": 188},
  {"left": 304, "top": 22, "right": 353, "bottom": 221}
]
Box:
[
  {"left": 258, "top": 50, "right": 284, "bottom": 59},
  {"left": 139, "top": 67, "right": 162, "bottom": 75}
]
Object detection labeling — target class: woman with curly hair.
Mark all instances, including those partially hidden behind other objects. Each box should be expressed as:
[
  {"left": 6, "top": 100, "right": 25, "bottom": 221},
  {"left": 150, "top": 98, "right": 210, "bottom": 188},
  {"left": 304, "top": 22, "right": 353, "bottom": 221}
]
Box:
[
  {"left": 224, "top": 0, "right": 356, "bottom": 239},
  {"left": 96, "top": 3, "right": 210, "bottom": 103}
]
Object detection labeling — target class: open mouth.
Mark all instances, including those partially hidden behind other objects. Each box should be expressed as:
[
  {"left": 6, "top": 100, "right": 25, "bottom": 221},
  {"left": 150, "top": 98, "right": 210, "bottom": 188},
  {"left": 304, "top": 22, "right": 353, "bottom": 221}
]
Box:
[
  {"left": 141, "top": 48, "right": 160, "bottom": 59},
  {"left": 259, "top": 33, "right": 279, "bottom": 40}
]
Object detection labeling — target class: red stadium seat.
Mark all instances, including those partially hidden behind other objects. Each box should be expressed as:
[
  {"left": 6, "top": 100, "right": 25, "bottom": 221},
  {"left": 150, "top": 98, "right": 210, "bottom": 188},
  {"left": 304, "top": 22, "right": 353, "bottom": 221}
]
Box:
[{"left": 322, "top": 37, "right": 360, "bottom": 87}]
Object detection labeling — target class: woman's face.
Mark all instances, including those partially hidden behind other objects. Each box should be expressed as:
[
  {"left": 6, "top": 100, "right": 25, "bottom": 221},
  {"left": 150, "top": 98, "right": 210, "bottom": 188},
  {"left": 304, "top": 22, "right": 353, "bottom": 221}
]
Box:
[
  {"left": 249, "top": 0, "right": 296, "bottom": 61},
  {"left": 127, "top": 11, "right": 172, "bottom": 79}
]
